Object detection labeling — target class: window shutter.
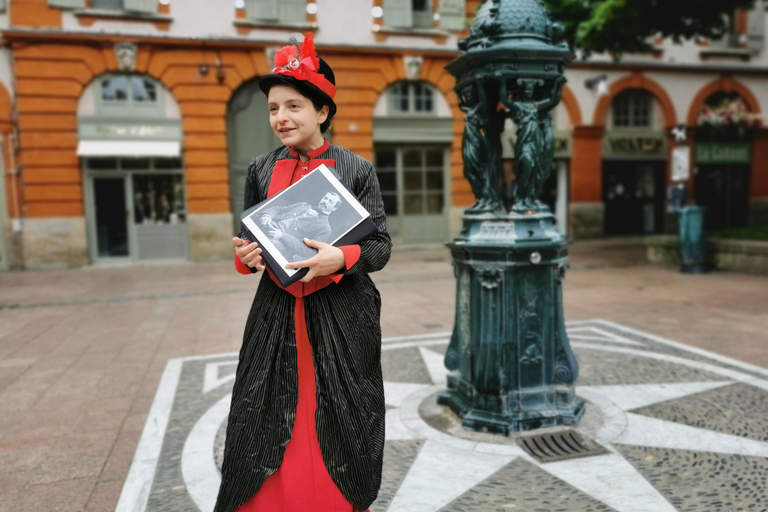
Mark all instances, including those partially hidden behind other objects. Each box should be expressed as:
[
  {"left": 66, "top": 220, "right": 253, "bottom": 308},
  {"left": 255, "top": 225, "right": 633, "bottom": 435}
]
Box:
[
  {"left": 124, "top": 0, "right": 156, "bottom": 14},
  {"left": 279, "top": 0, "right": 307, "bottom": 24},
  {"left": 384, "top": 0, "right": 413, "bottom": 28},
  {"left": 747, "top": 4, "right": 765, "bottom": 53},
  {"left": 439, "top": 0, "right": 465, "bottom": 31},
  {"left": 48, "top": 0, "right": 86, "bottom": 8},
  {"left": 245, "top": 0, "right": 279, "bottom": 20}
]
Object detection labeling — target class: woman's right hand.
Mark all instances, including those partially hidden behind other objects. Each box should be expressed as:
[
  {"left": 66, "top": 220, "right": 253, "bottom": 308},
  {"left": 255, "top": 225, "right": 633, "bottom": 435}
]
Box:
[{"left": 233, "top": 237, "right": 266, "bottom": 271}]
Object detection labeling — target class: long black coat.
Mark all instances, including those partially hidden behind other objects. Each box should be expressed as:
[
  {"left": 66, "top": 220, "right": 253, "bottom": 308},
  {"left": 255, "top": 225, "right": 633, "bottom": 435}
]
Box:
[{"left": 214, "top": 144, "right": 392, "bottom": 512}]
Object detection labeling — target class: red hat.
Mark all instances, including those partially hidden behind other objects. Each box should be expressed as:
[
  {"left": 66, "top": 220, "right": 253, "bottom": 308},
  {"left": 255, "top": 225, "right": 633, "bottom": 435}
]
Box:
[{"left": 259, "top": 32, "right": 337, "bottom": 117}]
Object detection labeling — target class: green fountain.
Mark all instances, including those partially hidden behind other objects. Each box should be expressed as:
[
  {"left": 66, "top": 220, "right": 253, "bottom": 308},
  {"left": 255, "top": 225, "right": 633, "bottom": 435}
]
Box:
[{"left": 438, "top": 0, "right": 584, "bottom": 434}]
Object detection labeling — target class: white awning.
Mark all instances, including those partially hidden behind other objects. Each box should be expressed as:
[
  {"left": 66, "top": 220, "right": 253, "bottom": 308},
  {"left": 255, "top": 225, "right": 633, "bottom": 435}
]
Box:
[{"left": 77, "top": 140, "right": 181, "bottom": 157}]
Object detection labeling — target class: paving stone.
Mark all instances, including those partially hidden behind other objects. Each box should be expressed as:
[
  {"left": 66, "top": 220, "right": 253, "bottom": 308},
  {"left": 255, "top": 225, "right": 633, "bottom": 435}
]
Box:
[
  {"left": 633, "top": 382, "right": 768, "bottom": 442},
  {"left": 574, "top": 348, "right": 726, "bottom": 386},
  {"left": 381, "top": 347, "right": 432, "bottom": 384},
  {"left": 371, "top": 440, "right": 425, "bottom": 512},
  {"left": 439, "top": 458, "right": 616, "bottom": 512},
  {"left": 0, "top": 242, "right": 767, "bottom": 511},
  {"left": 617, "top": 445, "right": 768, "bottom": 511}
]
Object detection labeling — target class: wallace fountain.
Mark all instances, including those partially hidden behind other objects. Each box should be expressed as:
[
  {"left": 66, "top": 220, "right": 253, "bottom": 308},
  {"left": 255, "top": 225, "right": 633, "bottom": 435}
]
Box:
[{"left": 438, "top": 0, "right": 585, "bottom": 435}]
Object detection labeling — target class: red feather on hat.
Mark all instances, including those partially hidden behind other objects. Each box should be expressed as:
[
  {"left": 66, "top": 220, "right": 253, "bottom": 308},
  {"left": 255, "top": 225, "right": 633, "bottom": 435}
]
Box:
[
  {"left": 299, "top": 32, "right": 320, "bottom": 70},
  {"left": 273, "top": 33, "right": 319, "bottom": 72}
]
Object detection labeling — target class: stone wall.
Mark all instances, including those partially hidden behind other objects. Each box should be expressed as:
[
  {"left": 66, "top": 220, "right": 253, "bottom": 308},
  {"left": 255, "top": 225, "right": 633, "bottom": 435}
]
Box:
[
  {"left": 188, "top": 213, "right": 234, "bottom": 262},
  {"left": 22, "top": 217, "right": 88, "bottom": 269},
  {"left": 646, "top": 235, "right": 768, "bottom": 275}
]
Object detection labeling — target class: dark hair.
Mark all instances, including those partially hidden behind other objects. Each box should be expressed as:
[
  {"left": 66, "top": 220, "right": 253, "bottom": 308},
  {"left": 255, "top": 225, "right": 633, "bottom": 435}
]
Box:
[{"left": 309, "top": 94, "right": 333, "bottom": 134}]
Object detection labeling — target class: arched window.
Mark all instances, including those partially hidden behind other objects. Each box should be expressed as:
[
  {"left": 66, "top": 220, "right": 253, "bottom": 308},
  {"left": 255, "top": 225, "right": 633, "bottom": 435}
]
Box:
[
  {"left": 612, "top": 90, "right": 653, "bottom": 128},
  {"left": 388, "top": 82, "right": 436, "bottom": 114},
  {"left": 100, "top": 75, "right": 159, "bottom": 106}
]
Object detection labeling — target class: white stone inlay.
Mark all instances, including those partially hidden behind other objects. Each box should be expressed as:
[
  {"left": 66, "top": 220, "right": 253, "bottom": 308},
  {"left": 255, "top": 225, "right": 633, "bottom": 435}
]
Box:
[
  {"left": 116, "top": 358, "right": 184, "bottom": 512},
  {"left": 182, "top": 394, "right": 230, "bottom": 512},
  {"left": 616, "top": 413, "right": 768, "bottom": 457},
  {"left": 581, "top": 381, "right": 735, "bottom": 412},
  {"left": 387, "top": 439, "right": 517, "bottom": 512},
  {"left": 543, "top": 451, "right": 678, "bottom": 512},
  {"left": 418, "top": 347, "right": 448, "bottom": 386}
]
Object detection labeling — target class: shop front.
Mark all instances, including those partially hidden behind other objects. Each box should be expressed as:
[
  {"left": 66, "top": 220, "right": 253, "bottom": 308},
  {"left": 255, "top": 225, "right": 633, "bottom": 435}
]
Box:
[
  {"left": 77, "top": 73, "right": 186, "bottom": 263},
  {"left": 602, "top": 132, "right": 667, "bottom": 235},
  {"left": 694, "top": 142, "right": 751, "bottom": 231}
]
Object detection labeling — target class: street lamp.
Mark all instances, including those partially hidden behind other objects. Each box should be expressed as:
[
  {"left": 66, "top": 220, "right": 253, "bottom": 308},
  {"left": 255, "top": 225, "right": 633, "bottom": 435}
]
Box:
[{"left": 438, "top": 0, "right": 584, "bottom": 434}]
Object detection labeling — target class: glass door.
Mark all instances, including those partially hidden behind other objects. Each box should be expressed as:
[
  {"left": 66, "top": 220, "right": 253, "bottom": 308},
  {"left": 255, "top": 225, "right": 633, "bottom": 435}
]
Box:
[
  {"left": 374, "top": 145, "right": 449, "bottom": 243},
  {"left": 92, "top": 176, "right": 130, "bottom": 260}
]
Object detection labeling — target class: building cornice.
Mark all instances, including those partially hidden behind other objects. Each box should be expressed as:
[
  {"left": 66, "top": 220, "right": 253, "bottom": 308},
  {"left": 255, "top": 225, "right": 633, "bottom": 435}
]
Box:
[
  {"left": 0, "top": 29, "right": 462, "bottom": 58},
  {"left": 3, "top": 29, "right": 768, "bottom": 75}
]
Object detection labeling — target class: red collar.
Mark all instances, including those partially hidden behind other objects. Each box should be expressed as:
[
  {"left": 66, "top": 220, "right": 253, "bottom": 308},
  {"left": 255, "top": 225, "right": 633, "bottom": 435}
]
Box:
[{"left": 288, "top": 139, "right": 330, "bottom": 160}]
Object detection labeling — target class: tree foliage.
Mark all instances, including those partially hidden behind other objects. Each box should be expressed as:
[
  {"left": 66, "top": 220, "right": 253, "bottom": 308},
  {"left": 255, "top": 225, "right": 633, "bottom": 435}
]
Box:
[{"left": 542, "top": 0, "right": 758, "bottom": 58}]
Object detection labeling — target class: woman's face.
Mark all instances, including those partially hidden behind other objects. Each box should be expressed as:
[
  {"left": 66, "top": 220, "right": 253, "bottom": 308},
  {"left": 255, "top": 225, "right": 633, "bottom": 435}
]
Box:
[{"left": 267, "top": 84, "right": 328, "bottom": 150}]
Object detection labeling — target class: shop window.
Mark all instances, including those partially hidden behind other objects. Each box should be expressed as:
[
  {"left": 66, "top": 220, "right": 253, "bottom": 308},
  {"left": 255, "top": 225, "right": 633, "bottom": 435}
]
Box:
[
  {"left": 612, "top": 90, "right": 652, "bottom": 128},
  {"left": 389, "top": 82, "right": 435, "bottom": 114},
  {"left": 244, "top": 0, "right": 307, "bottom": 25}
]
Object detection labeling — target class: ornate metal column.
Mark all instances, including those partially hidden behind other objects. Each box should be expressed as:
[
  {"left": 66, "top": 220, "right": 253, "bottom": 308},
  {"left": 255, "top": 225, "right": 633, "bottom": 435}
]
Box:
[{"left": 437, "top": 0, "right": 584, "bottom": 435}]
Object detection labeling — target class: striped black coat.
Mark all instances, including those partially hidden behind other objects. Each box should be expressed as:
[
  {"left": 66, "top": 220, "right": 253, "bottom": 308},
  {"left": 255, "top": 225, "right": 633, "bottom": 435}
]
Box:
[{"left": 214, "top": 144, "right": 392, "bottom": 512}]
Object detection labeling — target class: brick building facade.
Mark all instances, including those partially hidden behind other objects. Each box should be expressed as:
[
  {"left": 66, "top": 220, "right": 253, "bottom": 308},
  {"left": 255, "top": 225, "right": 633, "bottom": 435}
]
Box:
[{"left": 0, "top": 0, "right": 766, "bottom": 269}]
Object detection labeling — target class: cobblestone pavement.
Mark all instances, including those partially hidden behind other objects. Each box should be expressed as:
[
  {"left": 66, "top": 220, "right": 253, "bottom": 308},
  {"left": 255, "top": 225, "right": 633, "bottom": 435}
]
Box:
[{"left": 1, "top": 239, "right": 767, "bottom": 511}]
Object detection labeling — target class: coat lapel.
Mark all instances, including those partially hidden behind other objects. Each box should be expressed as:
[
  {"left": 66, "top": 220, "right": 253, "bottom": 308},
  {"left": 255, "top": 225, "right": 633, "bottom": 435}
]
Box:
[{"left": 267, "top": 159, "right": 298, "bottom": 198}]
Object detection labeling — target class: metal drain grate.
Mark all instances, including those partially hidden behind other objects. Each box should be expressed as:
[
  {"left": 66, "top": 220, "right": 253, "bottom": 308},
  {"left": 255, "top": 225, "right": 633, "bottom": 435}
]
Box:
[{"left": 517, "top": 430, "right": 608, "bottom": 463}]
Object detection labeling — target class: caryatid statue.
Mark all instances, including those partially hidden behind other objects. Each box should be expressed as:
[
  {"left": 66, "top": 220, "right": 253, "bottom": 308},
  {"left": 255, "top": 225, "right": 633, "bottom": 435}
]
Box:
[
  {"left": 458, "top": 76, "right": 504, "bottom": 214},
  {"left": 498, "top": 74, "right": 565, "bottom": 208}
]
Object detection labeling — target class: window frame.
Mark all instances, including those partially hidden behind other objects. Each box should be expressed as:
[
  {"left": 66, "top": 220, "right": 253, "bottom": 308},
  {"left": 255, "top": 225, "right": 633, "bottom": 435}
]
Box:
[
  {"left": 95, "top": 73, "right": 166, "bottom": 119},
  {"left": 387, "top": 81, "right": 437, "bottom": 116},
  {"left": 612, "top": 90, "right": 653, "bottom": 129}
]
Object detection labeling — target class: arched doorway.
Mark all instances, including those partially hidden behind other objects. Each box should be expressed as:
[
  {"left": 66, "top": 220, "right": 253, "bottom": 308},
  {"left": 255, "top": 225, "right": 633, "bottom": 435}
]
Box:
[
  {"left": 77, "top": 73, "right": 186, "bottom": 263},
  {"left": 226, "top": 78, "right": 280, "bottom": 234},
  {"left": 372, "top": 81, "right": 454, "bottom": 243},
  {"left": 694, "top": 91, "right": 755, "bottom": 231},
  {"left": 601, "top": 89, "right": 668, "bottom": 235}
]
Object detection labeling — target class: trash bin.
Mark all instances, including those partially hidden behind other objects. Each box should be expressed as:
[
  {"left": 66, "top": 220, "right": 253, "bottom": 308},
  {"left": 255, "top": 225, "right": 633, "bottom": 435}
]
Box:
[{"left": 678, "top": 206, "right": 706, "bottom": 274}]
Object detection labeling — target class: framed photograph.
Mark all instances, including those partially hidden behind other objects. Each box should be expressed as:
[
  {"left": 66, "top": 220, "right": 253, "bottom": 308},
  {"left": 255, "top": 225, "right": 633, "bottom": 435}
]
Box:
[{"left": 240, "top": 164, "right": 376, "bottom": 287}]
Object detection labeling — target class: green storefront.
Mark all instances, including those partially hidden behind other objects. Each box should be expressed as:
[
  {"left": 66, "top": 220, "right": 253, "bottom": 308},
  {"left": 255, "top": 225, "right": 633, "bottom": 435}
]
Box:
[{"left": 694, "top": 142, "right": 752, "bottom": 231}]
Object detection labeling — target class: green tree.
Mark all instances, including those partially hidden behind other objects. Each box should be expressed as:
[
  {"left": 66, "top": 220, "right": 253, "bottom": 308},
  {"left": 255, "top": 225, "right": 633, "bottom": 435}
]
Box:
[{"left": 542, "top": 0, "right": 758, "bottom": 57}]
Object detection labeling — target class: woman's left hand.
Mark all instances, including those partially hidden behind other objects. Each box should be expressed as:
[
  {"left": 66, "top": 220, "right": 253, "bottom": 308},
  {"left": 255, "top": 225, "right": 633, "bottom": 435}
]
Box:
[{"left": 285, "top": 239, "right": 345, "bottom": 282}]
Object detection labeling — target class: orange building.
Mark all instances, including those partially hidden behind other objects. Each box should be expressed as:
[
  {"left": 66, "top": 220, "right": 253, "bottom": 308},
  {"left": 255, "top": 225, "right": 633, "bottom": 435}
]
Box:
[{"left": 0, "top": 0, "right": 766, "bottom": 269}]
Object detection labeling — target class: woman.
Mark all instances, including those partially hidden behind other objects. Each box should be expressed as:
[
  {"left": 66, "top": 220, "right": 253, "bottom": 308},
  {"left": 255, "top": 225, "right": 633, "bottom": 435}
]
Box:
[{"left": 214, "top": 33, "right": 391, "bottom": 512}]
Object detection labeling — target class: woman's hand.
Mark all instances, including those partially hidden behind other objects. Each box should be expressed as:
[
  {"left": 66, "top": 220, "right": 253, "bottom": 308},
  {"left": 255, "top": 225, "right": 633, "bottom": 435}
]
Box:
[
  {"left": 233, "top": 237, "right": 266, "bottom": 271},
  {"left": 285, "top": 239, "right": 345, "bottom": 282}
]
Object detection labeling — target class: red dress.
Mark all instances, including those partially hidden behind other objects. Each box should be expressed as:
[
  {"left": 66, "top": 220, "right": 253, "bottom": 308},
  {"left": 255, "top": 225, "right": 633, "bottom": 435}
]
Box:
[{"left": 234, "top": 141, "right": 367, "bottom": 512}]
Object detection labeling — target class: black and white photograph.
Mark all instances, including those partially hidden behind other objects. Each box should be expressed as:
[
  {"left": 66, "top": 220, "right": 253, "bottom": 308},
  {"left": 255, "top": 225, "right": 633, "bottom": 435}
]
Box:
[{"left": 241, "top": 164, "right": 373, "bottom": 283}]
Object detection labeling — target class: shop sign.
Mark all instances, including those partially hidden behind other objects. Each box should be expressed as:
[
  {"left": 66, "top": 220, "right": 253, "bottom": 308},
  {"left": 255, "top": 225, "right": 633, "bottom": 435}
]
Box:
[
  {"left": 78, "top": 118, "right": 183, "bottom": 142},
  {"left": 695, "top": 143, "right": 751, "bottom": 164},
  {"left": 96, "top": 125, "right": 169, "bottom": 137},
  {"left": 604, "top": 132, "right": 666, "bottom": 158}
]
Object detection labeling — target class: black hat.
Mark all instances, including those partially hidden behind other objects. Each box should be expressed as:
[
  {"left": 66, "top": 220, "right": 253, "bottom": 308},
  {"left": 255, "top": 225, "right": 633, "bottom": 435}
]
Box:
[{"left": 258, "top": 33, "right": 337, "bottom": 117}]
